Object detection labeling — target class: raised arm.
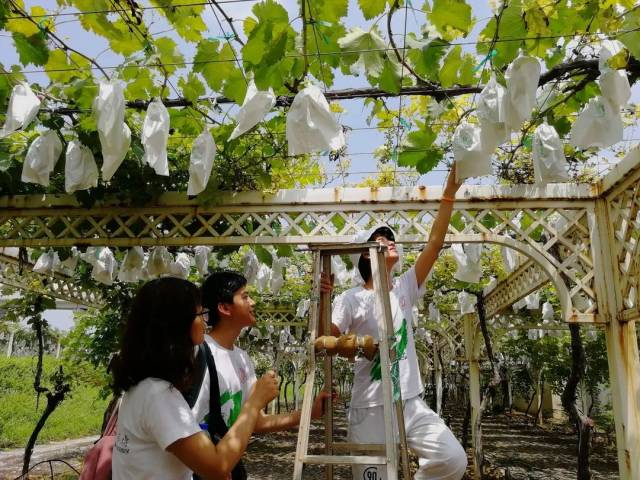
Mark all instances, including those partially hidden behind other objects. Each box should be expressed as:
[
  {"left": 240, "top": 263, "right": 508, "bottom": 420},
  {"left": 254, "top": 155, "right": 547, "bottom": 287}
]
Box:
[{"left": 414, "top": 164, "right": 463, "bottom": 287}]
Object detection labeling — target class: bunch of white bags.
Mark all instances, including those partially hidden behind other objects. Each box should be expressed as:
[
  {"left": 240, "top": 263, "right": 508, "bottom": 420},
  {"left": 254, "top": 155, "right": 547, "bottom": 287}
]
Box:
[
  {"left": 187, "top": 128, "right": 216, "bottom": 196},
  {"left": 477, "top": 74, "right": 508, "bottom": 153},
  {"left": 524, "top": 291, "right": 540, "bottom": 309},
  {"left": 541, "top": 301, "right": 554, "bottom": 322},
  {"left": 458, "top": 290, "right": 477, "bottom": 314},
  {"left": 270, "top": 256, "right": 286, "bottom": 295},
  {"left": 532, "top": 122, "right": 568, "bottom": 184},
  {"left": 21, "top": 130, "right": 63, "bottom": 186},
  {"left": 147, "top": 246, "right": 173, "bottom": 277},
  {"left": 296, "top": 298, "right": 311, "bottom": 318},
  {"left": 94, "top": 80, "right": 131, "bottom": 181},
  {"left": 118, "top": 246, "right": 145, "bottom": 283},
  {"left": 453, "top": 122, "right": 492, "bottom": 181},
  {"left": 229, "top": 81, "right": 276, "bottom": 140},
  {"left": 286, "top": 85, "right": 345, "bottom": 155},
  {"left": 65, "top": 140, "right": 99, "bottom": 193},
  {"left": 484, "top": 276, "right": 498, "bottom": 294},
  {"left": 428, "top": 302, "right": 441, "bottom": 323},
  {"left": 571, "top": 41, "right": 627, "bottom": 150},
  {"left": 570, "top": 96, "right": 623, "bottom": 149},
  {"left": 452, "top": 243, "right": 482, "bottom": 284},
  {"left": 503, "top": 52, "right": 541, "bottom": 132},
  {"left": 501, "top": 246, "right": 518, "bottom": 273},
  {"left": 141, "top": 98, "right": 170, "bottom": 176},
  {"left": 33, "top": 250, "right": 60, "bottom": 275},
  {"left": 91, "top": 247, "right": 117, "bottom": 285},
  {"left": 1, "top": 82, "right": 40, "bottom": 138},
  {"left": 331, "top": 255, "right": 351, "bottom": 287},
  {"left": 242, "top": 249, "right": 259, "bottom": 284},
  {"left": 255, "top": 263, "right": 271, "bottom": 293},
  {"left": 170, "top": 252, "right": 191, "bottom": 279},
  {"left": 194, "top": 246, "right": 211, "bottom": 276}
]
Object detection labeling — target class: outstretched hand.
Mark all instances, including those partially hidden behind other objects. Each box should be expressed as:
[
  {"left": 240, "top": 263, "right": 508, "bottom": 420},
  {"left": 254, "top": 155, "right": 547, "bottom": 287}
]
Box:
[
  {"left": 319, "top": 272, "right": 334, "bottom": 295},
  {"left": 310, "top": 389, "right": 337, "bottom": 419},
  {"left": 444, "top": 163, "right": 463, "bottom": 198}
]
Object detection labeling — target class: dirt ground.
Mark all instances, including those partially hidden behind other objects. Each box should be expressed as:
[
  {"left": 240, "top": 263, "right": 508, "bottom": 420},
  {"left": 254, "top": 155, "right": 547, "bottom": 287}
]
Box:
[{"left": 0, "top": 404, "right": 620, "bottom": 479}]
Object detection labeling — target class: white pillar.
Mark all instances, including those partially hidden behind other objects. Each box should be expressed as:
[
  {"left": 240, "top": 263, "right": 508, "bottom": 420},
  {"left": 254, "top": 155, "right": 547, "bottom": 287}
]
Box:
[{"left": 591, "top": 200, "right": 640, "bottom": 480}]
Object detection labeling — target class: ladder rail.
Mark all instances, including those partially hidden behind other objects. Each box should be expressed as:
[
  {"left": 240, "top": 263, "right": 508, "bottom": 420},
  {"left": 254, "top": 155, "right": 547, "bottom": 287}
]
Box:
[
  {"left": 293, "top": 251, "right": 322, "bottom": 480},
  {"left": 370, "top": 247, "right": 400, "bottom": 480}
]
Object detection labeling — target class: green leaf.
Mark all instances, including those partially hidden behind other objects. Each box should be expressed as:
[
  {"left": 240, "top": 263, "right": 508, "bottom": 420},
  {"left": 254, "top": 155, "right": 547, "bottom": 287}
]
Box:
[
  {"left": 450, "top": 211, "right": 465, "bottom": 231},
  {"left": 439, "top": 45, "right": 462, "bottom": 87},
  {"left": 276, "top": 245, "right": 293, "bottom": 258},
  {"left": 338, "top": 27, "right": 387, "bottom": 77},
  {"left": 620, "top": 10, "right": 640, "bottom": 60},
  {"left": 123, "top": 66, "right": 158, "bottom": 100},
  {"left": 427, "top": 0, "right": 474, "bottom": 41},
  {"left": 254, "top": 245, "right": 273, "bottom": 266},
  {"left": 149, "top": 0, "right": 206, "bottom": 42},
  {"left": 193, "top": 39, "right": 221, "bottom": 89},
  {"left": 398, "top": 122, "right": 442, "bottom": 174},
  {"left": 222, "top": 69, "right": 248, "bottom": 105},
  {"left": 13, "top": 32, "right": 49, "bottom": 67},
  {"left": 178, "top": 73, "right": 205, "bottom": 103},
  {"left": 45, "top": 49, "right": 90, "bottom": 83},
  {"left": 358, "top": 0, "right": 386, "bottom": 20},
  {"left": 0, "top": 2, "right": 8, "bottom": 29},
  {"left": 315, "top": 0, "right": 349, "bottom": 22},
  {"left": 458, "top": 53, "right": 476, "bottom": 84},
  {"left": 378, "top": 58, "right": 402, "bottom": 93},
  {"left": 408, "top": 37, "right": 449, "bottom": 82},
  {"left": 155, "top": 37, "right": 184, "bottom": 74},
  {"left": 477, "top": 1, "right": 525, "bottom": 68}
]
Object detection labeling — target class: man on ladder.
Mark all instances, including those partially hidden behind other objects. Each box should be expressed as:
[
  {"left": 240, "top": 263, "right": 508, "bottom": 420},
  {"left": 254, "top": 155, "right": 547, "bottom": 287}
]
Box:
[{"left": 321, "top": 165, "right": 467, "bottom": 480}]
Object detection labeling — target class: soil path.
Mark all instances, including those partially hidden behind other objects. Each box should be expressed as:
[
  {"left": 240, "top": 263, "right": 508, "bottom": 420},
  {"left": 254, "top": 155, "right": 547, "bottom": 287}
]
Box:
[{"left": 0, "top": 405, "right": 619, "bottom": 479}]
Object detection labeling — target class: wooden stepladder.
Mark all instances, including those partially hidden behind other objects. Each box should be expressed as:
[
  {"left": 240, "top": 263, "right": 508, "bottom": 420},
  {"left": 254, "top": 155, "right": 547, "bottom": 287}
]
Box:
[{"left": 293, "top": 243, "right": 411, "bottom": 480}]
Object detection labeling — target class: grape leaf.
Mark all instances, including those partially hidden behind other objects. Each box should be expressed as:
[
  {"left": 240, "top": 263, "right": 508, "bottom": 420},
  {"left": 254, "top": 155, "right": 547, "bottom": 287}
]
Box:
[
  {"left": 398, "top": 122, "right": 442, "bottom": 174},
  {"left": 13, "top": 32, "right": 49, "bottom": 67},
  {"left": 358, "top": 0, "right": 386, "bottom": 20},
  {"left": 179, "top": 73, "right": 205, "bottom": 103},
  {"left": 427, "top": 0, "right": 474, "bottom": 41}
]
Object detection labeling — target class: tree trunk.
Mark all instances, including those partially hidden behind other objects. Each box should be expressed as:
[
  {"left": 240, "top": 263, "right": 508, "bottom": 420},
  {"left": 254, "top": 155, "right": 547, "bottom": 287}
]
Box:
[
  {"left": 22, "top": 387, "right": 68, "bottom": 476},
  {"left": 561, "top": 324, "right": 594, "bottom": 480}
]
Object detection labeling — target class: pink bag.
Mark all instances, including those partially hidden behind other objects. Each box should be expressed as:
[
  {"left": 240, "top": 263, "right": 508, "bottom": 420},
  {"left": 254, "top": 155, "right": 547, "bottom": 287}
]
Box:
[{"left": 79, "top": 398, "right": 121, "bottom": 480}]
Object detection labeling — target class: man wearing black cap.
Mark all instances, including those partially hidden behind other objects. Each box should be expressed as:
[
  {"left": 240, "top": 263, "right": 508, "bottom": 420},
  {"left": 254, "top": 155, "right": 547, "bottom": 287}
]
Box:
[{"left": 322, "top": 165, "right": 467, "bottom": 480}]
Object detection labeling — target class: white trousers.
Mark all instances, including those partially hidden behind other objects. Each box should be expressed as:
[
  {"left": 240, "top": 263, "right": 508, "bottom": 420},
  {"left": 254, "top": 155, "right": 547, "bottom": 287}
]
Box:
[{"left": 348, "top": 396, "right": 467, "bottom": 480}]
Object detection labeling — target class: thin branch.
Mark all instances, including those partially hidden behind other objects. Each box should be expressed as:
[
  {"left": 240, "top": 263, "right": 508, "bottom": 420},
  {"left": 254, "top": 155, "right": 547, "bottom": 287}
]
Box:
[
  {"left": 387, "top": 0, "right": 427, "bottom": 86},
  {"left": 209, "top": 0, "right": 245, "bottom": 46}
]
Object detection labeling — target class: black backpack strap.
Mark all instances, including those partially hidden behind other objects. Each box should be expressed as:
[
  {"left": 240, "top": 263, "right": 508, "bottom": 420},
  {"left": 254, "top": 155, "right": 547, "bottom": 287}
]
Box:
[
  {"left": 182, "top": 345, "right": 207, "bottom": 409},
  {"left": 202, "top": 341, "right": 229, "bottom": 436}
]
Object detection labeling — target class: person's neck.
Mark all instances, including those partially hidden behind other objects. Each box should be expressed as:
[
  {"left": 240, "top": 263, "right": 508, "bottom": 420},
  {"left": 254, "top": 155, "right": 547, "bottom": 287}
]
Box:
[
  {"left": 208, "top": 322, "right": 240, "bottom": 350},
  {"left": 363, "top": 268, "right": 393, "bottom": 290}
]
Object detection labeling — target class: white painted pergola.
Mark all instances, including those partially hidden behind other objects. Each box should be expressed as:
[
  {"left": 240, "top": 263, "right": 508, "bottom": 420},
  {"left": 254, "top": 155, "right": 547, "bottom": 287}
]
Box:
[{"left": 0, "top": 147, "right": 639, "bottom": 479}]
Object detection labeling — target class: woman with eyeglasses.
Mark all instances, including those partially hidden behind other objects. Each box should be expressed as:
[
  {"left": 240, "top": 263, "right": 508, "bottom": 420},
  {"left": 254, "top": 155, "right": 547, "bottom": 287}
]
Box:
[{"left": 111, "top": 277, "right": 278, "bottom": 480}]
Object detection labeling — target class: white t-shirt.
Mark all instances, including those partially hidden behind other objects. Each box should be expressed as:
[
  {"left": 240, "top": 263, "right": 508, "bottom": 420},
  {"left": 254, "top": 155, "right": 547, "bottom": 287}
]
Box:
[
  {"left": 192, "top": 335, "right": 257, "bottom": 426},
  {"left": 333, "top": 267, "right": 424, "bottom": 408},
  {"left": 112, "top": 378, "right": 202, "bottom": 480}
]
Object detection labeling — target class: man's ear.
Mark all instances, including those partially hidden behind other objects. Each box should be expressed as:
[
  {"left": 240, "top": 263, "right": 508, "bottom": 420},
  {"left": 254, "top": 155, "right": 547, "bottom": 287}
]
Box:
[{"left": 217, "top": 302, "right": 232, "bottom": 318}]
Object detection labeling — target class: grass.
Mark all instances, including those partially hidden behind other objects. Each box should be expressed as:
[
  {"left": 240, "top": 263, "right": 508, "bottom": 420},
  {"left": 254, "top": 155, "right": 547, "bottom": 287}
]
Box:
[{"left": 0, "top": 356, "right": 109, "bottom": 449}]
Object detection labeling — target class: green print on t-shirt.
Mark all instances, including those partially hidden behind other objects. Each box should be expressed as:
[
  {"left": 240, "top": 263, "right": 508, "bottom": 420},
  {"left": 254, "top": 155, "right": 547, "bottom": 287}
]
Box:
[
  {"left": 369, "top": 318, "right": 408, "bottom": 398},
  {"left": 219, "top": 390, "right": 244, "bottom": 427}
]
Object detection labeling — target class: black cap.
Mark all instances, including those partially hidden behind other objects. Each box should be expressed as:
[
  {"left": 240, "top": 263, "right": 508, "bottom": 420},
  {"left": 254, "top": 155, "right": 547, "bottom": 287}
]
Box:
[{"left": 367, "top": 226, "right": 395, "bottom": 242}]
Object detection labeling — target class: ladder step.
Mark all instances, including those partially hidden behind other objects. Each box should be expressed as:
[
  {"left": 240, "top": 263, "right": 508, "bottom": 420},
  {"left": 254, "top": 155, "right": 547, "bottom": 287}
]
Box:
[
  {"left": 332, "top": 442, "right": 386, "bottom": 453},
  {"left": 302, "top": 454, "right": 387, "bottom": 465}
]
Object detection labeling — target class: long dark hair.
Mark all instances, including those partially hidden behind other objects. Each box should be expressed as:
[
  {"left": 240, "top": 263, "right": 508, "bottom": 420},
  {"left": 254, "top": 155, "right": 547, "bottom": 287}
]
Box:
[{"left": 111, "top": 277, "right": 201, "bottom": 394}]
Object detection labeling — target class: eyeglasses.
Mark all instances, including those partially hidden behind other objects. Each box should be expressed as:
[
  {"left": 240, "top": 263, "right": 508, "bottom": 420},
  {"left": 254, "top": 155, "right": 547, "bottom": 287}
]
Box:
[{"left": 197, "top": 309, "right": 210, "bottom": 323}]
